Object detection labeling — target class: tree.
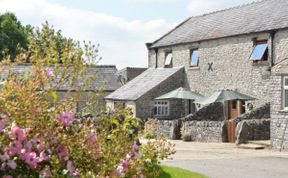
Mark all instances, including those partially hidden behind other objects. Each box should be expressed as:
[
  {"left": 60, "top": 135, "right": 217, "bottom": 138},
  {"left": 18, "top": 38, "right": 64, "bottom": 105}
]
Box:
[{"left": 0, "top": 12, "right": 28, "bottom": 60}]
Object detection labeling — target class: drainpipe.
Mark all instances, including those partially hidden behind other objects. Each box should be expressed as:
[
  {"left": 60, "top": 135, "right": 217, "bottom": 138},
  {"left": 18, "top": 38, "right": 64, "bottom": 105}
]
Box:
[
  {"left": 270, "top": 30, "right": 276, "bottom": 67},
  {"left": 155, "top": 48, "right": 158, "bottom": 68}
]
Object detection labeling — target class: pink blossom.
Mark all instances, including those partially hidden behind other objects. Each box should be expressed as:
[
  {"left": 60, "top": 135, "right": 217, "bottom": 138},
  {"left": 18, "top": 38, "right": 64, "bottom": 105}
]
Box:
[
  {"left": 131, "top": 141, "right": 138, "bottom": 152},
  {"left": 126, "top": 154, "right": 131, "bottom": 160},
  {"left": 116, "top": 165, "right": 124, "bottom": 175},
  {"left": 57, "top": 111, "right": 74, "bottom": 126},
  {"left": 22, "top": 151, "right": 39, "bottom": 169},
  {"left": 39, "top": 150, "right": 50, "bottom": 162},
  {"left": 67, "top": 160, "right": 76, "bottom": 173},
  {"left": 87, "top": 133, "right": 97, "bottom": 145},
  {"left": 47, "top": 68, "right": 54, "bottom": 77},
  {"left": 7, "top": 160, "right": 16, "bottom": 169},
  {"left": 0, "top": 154, "right": 9, "bottom": 161},
  {"left": 8, "top": 140, "right": 22, "bottom": 155},
  {"left": 0, "top": 119, "right": 8, "bottom": 132},
  {"left": 57, "top": 145, "right": 68, "bottom": 161},
  {"left": 3, "top": 175, "right": 13, "bottom": 178},
  {"left": 116, "top": 158, "right": 129, "bottom": 175},
  {"left": 11, "top": 122, "right": 26, "bottom": 141},
  {"left": 23, "top": 141, "right": 32, "bottom": 151}
]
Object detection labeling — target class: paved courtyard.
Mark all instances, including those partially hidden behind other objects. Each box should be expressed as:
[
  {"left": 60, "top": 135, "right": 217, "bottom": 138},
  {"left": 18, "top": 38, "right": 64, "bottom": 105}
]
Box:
[{"left": 162, "top": 140, "right": 288, "bottom": 178}]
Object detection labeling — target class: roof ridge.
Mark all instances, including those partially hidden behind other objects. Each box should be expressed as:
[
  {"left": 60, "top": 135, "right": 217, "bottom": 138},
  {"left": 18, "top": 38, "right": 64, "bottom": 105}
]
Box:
[
  {"left": 150, "top": 0, "right": 282, "bottom": 48},
  {"left": 150, "top": 17, "right": 192, "bottom": 49},
  {"left": 195, "top": 0, "right": 265, "bottom": 18},
  {"left": 150, "top": 0, "right": 266, "bottom": 49}
]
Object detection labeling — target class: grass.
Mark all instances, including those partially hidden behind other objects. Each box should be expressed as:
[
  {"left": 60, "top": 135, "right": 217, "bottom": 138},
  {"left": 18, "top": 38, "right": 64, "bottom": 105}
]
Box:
[{"left": 157, "top": 165, "right": 207, "bottom": 178}]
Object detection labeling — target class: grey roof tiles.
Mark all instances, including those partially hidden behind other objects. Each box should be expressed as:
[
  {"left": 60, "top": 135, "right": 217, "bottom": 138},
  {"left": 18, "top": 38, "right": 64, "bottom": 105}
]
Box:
[
  {"left": 105, "top": 67, "right": 184, "bottom": 101},
  {"left": 0, "top": 64, "right": 121, "bottom": 91},
  {"left": 151, "top": 0, "right": 288, "bottom": 48}
]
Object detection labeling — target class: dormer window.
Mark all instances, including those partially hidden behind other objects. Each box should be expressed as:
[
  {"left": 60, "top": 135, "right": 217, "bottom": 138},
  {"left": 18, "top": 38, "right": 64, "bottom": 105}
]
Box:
[
  {"left": 250, "top": 41, "right": 268, "bottom": 61},
  {"left": 190, "top": 49, "right": 199, "bottom": 66},
  {"left": 164, "top": 52, "right": 173, "bottom": 67}
]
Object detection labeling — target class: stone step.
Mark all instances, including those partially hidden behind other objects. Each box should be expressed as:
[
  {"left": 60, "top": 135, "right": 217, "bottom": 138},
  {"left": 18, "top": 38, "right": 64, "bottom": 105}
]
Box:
[
  {"left": 248, "top": 140, "right": 271, "bottom": 147},
  {"left": 237, "top": 143, "right": 266, "bottom": 150}
]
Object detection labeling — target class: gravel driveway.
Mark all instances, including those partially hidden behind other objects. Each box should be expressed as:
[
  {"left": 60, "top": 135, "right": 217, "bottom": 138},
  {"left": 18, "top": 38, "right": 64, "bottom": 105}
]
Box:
[{"left": 162, "top": 140, "right": 288, "bottom": 178}]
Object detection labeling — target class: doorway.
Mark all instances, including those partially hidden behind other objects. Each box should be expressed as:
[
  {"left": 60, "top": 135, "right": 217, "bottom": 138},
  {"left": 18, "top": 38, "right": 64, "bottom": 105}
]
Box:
[{"left": 227, "top": 100, "right": 245, "bottom": 119}]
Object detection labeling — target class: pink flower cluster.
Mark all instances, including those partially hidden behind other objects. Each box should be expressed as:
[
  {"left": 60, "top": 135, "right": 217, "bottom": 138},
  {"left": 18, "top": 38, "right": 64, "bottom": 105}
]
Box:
[
  {"left": 116, "top": 141, "right": 142, "bottom": 176},
  {"left": 1, "top": 122, "right": 51, "bottom": 171},
  {"left": 0, "top": 120, "right": 79, "bottom": 177},
  {"left": 46, "top": 68, "right": 54, "bottom": 77},
  {"left": 57, "top": 111, "right": 74, "bottom": 126}
]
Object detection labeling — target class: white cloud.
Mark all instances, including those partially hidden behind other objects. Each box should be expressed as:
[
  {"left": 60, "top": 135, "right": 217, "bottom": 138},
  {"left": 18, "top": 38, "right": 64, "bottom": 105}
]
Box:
[
  {"left": 124, "top": 0, "right": 179, "bottom": 3},
  {"left": 187, "top": 0, "right": 257, "bottom": 15},
  {"left": 0, "top": 0, "right": 173, "bottom": 69}
]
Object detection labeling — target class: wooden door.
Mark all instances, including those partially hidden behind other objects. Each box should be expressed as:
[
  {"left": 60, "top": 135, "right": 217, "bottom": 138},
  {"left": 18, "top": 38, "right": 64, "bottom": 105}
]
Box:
[{"left": 227, "top": 121, "right": 236, "bottom": 143}]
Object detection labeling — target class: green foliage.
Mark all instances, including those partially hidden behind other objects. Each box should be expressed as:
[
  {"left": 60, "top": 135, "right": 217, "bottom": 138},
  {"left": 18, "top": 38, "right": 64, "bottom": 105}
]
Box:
[
  {"left": 0, "top": 23, "right": 175, "bottom": 177},
  {"left": 0, "top": 12, "right": 28, "bottom": 60},
  {"left": 157, "top": 165, "right": 208, "bottom": 178},
  {"left": 143, "top": 119, "right": 157, "bottom": 139}
]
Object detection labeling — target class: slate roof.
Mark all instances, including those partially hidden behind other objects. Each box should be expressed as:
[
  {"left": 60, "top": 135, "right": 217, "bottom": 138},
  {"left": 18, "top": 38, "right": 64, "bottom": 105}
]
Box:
[
  {"left": 105, "top": 67, "right": 184, "bottom": 101},
  {"left": 0, "top": 64, "right": 121, "bottom": 91},
  {"left": 151, "top": 0, "right": 288, "bottom": 48}
]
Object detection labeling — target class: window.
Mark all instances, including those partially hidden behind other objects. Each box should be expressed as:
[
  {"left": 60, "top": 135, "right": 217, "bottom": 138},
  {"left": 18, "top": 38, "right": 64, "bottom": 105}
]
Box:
[
  {"left": 164, "top": 52, "right": 173, "bottom": 67},
  {"left": 190, "top": 49, "right": 199, "bottom": 66},
  {"left": 154, "top": 101, "right": 169, "bottom": 116},
  {"left": 283, "top": 77, "right": 288, "bottom": 109},
  {"left": 232, "top": 100, "right": 237, "bottom": 109},
  {"left": 250, "top": 41, "right": 268, "bottom": 61}
]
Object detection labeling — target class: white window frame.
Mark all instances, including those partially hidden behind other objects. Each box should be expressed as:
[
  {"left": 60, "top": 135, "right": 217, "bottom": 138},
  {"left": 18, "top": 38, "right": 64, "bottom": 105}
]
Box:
[
  {"left": 250, "top": 41, "right": 268, "bottom": 61},
  {"left": 283, "top": 77, "right": 288, "bottom": 109},
  {"left": 154, "top": 100, "right": 170, "bottom": 117},
  {"left": 190, "top": 49, "right": 199, "bottom": 66},
  {"left": 164, "top": 52, "right": 173, "bottom": 67}
]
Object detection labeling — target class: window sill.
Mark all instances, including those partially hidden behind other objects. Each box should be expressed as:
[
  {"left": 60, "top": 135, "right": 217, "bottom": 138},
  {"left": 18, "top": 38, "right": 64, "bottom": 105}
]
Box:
[
  {"left": 251, "top": 61, "right": 269, "bottom": 66},
  {"left": 188, "top": 66, "right": 200, "bottom": 70}
]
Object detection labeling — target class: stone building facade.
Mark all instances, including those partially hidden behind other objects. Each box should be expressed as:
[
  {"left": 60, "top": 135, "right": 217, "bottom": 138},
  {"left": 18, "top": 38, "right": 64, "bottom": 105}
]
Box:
[
  {"left": 107, "top": 0, "right": 288, "bottom": 148},
  {"left": 146, "top": 0, "right": 288, "bottom": 148}
]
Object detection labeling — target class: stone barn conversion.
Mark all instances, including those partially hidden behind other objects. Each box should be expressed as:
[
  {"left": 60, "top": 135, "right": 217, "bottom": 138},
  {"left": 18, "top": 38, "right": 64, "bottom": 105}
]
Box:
[
  {"left": 0, "top": 64, "right": 122, "bottom": 113},
  {"left": 107, "top": 0, "right": 288, "bottom": 150}
]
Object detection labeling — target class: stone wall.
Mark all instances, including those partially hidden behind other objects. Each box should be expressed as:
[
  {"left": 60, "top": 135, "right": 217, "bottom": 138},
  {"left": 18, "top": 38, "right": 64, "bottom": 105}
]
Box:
[
  {"left": 236, "top": 119, "right": 270, "bottom": 144},
  {"left": 232, "top": 103, "right": 271, "bottom": 143},
  {"left": 156, "top": 102, "right": 225, "bottom": 141},
  {"left": 234, "top": 103, "right": 270, "bottom": 123},
  {"left": 156, "top": 119, "right": 182, "bottom": 139},
  {"left": 183, "top": 102, "right": 225, "bottom": 121},
  {"left": 183, "top": 121, "right": 225, "bottom": 142}
]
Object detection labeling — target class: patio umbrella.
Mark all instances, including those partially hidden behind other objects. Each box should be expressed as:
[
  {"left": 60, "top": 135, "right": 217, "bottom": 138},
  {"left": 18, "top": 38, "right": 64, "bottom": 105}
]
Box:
[
  {"left": 196, "top": 89, "right": 256, "bottom": 105},
  {"left": 155, "top": 87, "right": 204, "bottom": 101}
]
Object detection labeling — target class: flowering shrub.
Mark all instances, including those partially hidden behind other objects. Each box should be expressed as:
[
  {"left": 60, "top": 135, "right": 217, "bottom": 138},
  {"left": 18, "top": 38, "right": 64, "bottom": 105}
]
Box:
[{"left": 0, "top": 23, "right": 175, "bottom": 177}]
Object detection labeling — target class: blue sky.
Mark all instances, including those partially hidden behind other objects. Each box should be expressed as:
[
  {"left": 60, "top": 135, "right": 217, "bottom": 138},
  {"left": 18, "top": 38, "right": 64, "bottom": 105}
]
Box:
[{"left": 0, "top": 0, "right": 256, "bottom": 69}]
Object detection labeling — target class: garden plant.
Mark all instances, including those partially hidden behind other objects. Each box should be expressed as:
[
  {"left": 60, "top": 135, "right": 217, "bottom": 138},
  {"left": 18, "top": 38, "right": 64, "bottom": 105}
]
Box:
[{"left": 0, "top": 23, "right": 175, "bottom": 177}]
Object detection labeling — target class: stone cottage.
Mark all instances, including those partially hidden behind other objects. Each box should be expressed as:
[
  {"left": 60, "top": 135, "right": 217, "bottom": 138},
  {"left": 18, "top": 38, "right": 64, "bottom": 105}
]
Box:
[
  {"left": 0, "top": 64, "right": 122, "bottom": 113},
  {"left": 106, "top": 67, "right": 184, "bottom": 119},
  {"left": 106, "top": 0, "right": 288, "bottom": 149}
]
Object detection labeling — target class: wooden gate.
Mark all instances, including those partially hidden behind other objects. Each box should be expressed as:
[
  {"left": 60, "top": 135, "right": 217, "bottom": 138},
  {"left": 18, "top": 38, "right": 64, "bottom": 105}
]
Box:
[{"left": 227, "top": 121, "right": 236, "bottom": 143}]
